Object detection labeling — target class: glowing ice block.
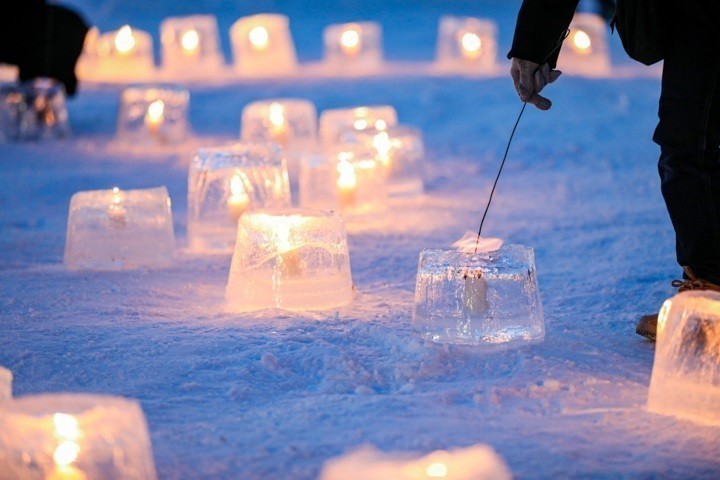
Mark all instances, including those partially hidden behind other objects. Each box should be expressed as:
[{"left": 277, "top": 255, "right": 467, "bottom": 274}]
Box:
[
  {"left": 648, "top": 291, "right": 720, "bottom": 426},
  {"left": 116, "top": 85, "right": 190, "bottom": 146},
  {"left": 226, "top": 209, "right": 353, "bottom": 311},
  {"left": 187, "top": 143, "right": 291, "bottom": 253},
  {"left": 0, "top": 367, "right": 11, "bottom": 400},
  {"left": 323, "top": 22, "right": 383, "bottom": 70},
  {"left": 64, "top": 186, "right": 175, "bottom": 270},
  {"left": 0, "top": 78, "right": 70, "bottom": 142},
  {"left": 436, "top": 16, "right": 498, "bottom": 71},
  {"left": 412, "top": 246, "right": 544, "bottom": 348},
  {"left": 230, "top": 14, "right": 298, "bottom": 77},
  {"left": 77, "top": 26, "right": 155, "bottom": 82},
  {"left": 319, "top": 105, "right": 398, "bottom": 145},
  {"left": 0, "top": 393, "right": 157, "bottom": 480},
  {"left": 160, "top": 15, "right": 225, "bottom": 74},
  {"left": 558, "top": 13, "right": 612, "bottom": 76}
]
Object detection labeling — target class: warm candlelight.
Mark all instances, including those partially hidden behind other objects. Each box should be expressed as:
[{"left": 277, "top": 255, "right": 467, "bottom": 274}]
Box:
[
  {"left": 227, "top": 172, "right": 251, "bottom": 223},
  {"left": 276, "top": 223, "right": 301, "bottom": 276},
  {"left": 371, "top": 131, "right": 393, "bottom": 168},
  {"left": 144, "top": 100, "right": 165, "bottom": 135},
  {"left": 571, "top": 29, "right": 592, "bottom": 54},
  {"left": 268, "top": 102, "right": 288, "bottom": 145},
  {"left": 181, "top": 29, "right": 200, "bottom": 56},
  {"left": 248, "top": 25, "right": 270, "bottom": 51},
  {"left": 336, "top": 155, "right": 357, "bottom": 208},
  {"left": 108, "top": 187, "right": 126, "bottom": 226},
  {"left": 114, "top": 25, "right": 136, "bottom": 55},
  {"left": 460, "top": 31, "right": 482, "bottom": 59},
  {"left": 340, "top": 25, "right": 361, "bottom": 57}
]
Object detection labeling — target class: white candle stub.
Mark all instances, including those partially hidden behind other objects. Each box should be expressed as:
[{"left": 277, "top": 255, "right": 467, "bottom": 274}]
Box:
[{"left": 452, "top": 231, "right": 503, "bottom": 253}]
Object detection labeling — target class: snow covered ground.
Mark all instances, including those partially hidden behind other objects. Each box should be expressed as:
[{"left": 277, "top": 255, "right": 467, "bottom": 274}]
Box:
[{"left": 2, "top": 1, "right": 720, "bottom": 478}]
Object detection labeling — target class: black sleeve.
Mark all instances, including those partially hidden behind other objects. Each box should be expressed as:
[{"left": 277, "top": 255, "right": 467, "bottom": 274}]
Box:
[{"left": 508, "top": 0, "right": 581, "bottom": 68}]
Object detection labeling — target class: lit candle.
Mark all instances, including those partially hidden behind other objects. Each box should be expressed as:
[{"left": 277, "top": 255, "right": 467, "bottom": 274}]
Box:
[
  {"left": 144, "top": 100, "right": 165, "bottom": 136},
  {"left": 108, "top": 187, "right": 126, "bottom": 226},
  {"left": 248, "top": 25, "right": 270, "bottom": 51},
  {"left": 336, "top": 155, "right": 357, "bottom": 208},
  {"left": 340, "top": 25, "right": 361, "bottom": 57},
  {"left": 460, "top": 31, "right": 482, "bottom": 60},
  {"left": 268, "top": 102, "right": 288, "bottom": 145},
  {"left": 114, "top": 25, "right": 136, "bottom": 55},
  {"left": 571, "top": 29, "right": 592, "bottom": 54},
  {"left": 49, "top": 413, "right": 87, "bottom": 480},
  {"left": 371, "top": 131, "right": 393, "bottom": 169},
  {"left": 181, "top": 29, "right": 200, "bottom": 56},
  {"left": 227, "top": 173, "right": 251, "bottom": 223},
  {"left": 462, "top": 269, "right": 488, "bottom": 315},
  {"left": 276, "top": 223, "right": 301, "bottom": 276}
]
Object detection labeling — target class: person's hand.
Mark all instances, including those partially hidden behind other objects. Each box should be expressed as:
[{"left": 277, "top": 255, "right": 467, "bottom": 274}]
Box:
[{"left": 510, "top": 58, "right": 562, "bottom": 111}]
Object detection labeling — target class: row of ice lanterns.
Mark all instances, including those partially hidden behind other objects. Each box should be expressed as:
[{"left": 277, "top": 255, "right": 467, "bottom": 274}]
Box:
[{"left": 77, "top": 12, "right": 611, "bottom": 81}]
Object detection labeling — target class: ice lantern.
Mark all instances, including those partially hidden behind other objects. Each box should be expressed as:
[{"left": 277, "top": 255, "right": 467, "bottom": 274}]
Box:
[
  {"left": 436, "top": 16, "right": 498, "bottom": 71},
  {"left": 230, "top": 14, "right": 298, "bottom": 77},
  {"left": 299, "top": 146, "right": 388, "bottom": 217},
  {"left": 226, "top": 209, "right": 353, "bottom": 312},
  {"left": 319, "top": 105, "right": 398, "bottom": 145},
  {"left": 0, "top": 394, "right": 157, "bottom": 480},
  {"left": 648, "top": 291, "right": 720, "bottom": 426},
  {"left": 64, "top": 186, "right": 176, "bottom": 270},
  {"left": 187, "top": 143, "right": 291, "bottom": 253},
  {"left": 558, "top": 13, "right": 611, "bottom": 76},
  {"left": 412, "top": 246, "right": 544, "bottom": 348},
  {"left": 0, "top": 78, "right": 70, "bottom": 142},
  {"left": 0, "top": 366, "right": 11, "bottom": 400},
  {"left": 160, "top": 15, "right": 225, "bottom": 74},
  {"left": 76, "top": 25, "right": 155, "bottom": 82},
  {"left": 323, "top": 22, "right": 383, "bottom": 70},
  {"left": 116, "top": 85, "right": 190, "bottom": 146}
]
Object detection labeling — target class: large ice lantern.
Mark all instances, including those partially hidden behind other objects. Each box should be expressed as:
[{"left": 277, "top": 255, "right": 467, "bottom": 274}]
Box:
[
  {"left": 226, "top": 209, "right": 353, "bottom": 311},
  {"left": 0, "top": 78, "right": 70, "bottom": 142},
  {"left": 77, "top": 25, "right": 155, "bottom": 82},
  {"left": 412, "top": 246, "right": 544, "bottom": 347},
  {"left": 187, "top": 143, "right": 291, "bottom": 253},
  {"left": 160, "top": 15, "right": 225, "bottom": 74},
  {"left": 64, "top": 186, "right": 176, "bottom": 270},
  {"left": 558, "top": 13, "right": 611, "bottom": 76},
  {"left": 116, "top": 85, "right": 190, "bottom": 146},
  {"left": 648, "top": 291, "right": 720, "bottom": 426},
  {"left": 0, "top": 367, "right": 11, "bottom": 400},
  {"left": 0, "top": 393, "right": 157, "bottom": 479},
  {"left": 323, "top": 22, "right": 383, "bottom": 70},
  {"left": 230, "top": 14, "right": 298, "bottom": 76},
  {"left": 319, "top": 105, "right": 398, "bottom": 145},
  {"left": 436, "top": 16, "right": 498, "bottom": 72}
]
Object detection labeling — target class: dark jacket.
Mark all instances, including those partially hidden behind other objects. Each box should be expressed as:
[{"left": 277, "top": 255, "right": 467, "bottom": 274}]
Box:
[{"left": 0, "top": 1, "right": 89, "bottom": 95}]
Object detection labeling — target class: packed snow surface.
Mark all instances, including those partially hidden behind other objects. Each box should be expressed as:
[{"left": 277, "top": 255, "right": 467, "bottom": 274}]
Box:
[{"left": 2, "top": 0, "right": 720, "bottom": 478}]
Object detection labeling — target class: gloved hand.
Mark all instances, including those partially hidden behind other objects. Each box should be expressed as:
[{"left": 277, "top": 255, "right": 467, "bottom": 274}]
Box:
[{"left": 510, "top": 58, "right": 562, "bottom": 111}]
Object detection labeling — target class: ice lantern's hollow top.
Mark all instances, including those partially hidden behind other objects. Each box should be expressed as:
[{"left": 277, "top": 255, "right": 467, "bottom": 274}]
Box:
[
  {"left": 187, "top": 143, "right": 291, "bottom": 253},
  {"left": 240, "top": 99, "right": 318, "bottom": 149},
  {"left": 226, "top": 209, "right": 353, "bottom": 312},
  {"left": 160, "top": 15, "right": 225, "bottom": 73},
  {"left": 0, "top": 78, "right": 71, "bottom": 143},
  {"left": 323, "top": 22, "right": 383, "bottom": 68},
  {"left": 0, "top": 366, "right": 12, "bottom": 400},
  {"left": 64, "top": 186, "right": 175, "bottom": 270},
  {"left": 558, "top": 13, "right": 611, "bottom": 76},
  {"left": 412, "top": 246, "right": 544, "bottom": 348},
  {"left": 116, "top": 85, "right": 190, "bottom": 146},
  {"left": 436, "top": 16, "right": 498, "bottom": 70},
  {"left": 319, "top": 105, "right": 398, "bottom": 145},
  {"left": 648, "top": 291, "right": 720, "bottom": 426},
  {"left": 230, "top": 14, "right": 298, "bottom": 76},
  {"left": 0, "top": 393, "right": 157, "bottom": 480}
]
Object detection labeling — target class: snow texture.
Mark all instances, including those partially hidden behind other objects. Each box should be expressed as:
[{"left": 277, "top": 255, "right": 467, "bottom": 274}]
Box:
[{"left": 2, "top": 0, "right": 720, "bottom": 478}]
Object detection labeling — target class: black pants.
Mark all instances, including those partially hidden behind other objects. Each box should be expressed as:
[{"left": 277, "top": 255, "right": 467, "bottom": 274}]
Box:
[{"left": 654, "top": 1, "right": 720, "bottom": 284}]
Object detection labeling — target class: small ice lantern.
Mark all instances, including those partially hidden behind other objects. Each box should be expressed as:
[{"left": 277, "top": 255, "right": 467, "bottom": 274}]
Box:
[
  {"left": 436, "top": 16, "right": 498, "bottom": 71},
  {"left": 0, "top": 78, "right": 70, "bottom": 142},
  {"left": 319, "top": 105, "right": 398, "bottom": 145},
  {"left": 226, "top": 209, "right": 353, "bottom": 311},
  {"left": 76, "top": 25, "right": 155, "bottom": 81},
  {"left": 323, "top": 22, "right": 383, "bottom": 69},
  {"left": 0, "top": 393, "right": 157, "bottom": 479},
  {"left": 230, "top": 14, "right": 298, "bottom": 76},
  {"left": 64, "top": 186, "right": 176, "bottom": 270},
  {"left": 339, "top": 125, "right": 424, "bottom": 197},
  {"left": 116, "top": 85, "right": 190, "bottom": 146},
  {"left": 0, "top": 366, "right": 11, "bottom": 400},
  {"left": 188, "top": 143, "right": 291, "bottom": 253},
  {"left": 412, "top": 246, "right": 544, "bottom": 348},
  {"left": 648, "top": 291, "right": 720, "bottom": 426},
  {"left": 160, "top": 15, "right": 225, "bottom": 73},
  {"left": 299, "top": 146, "right": 388, "bottom": 217},
  {"left": 558, "top": 13, "right": 611, "bottom": 76}
]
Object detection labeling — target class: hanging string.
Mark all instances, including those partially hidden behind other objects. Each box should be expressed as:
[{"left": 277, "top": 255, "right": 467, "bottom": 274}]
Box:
[{"left": 474, "top": 29, "right": 570, "bottom": 253}]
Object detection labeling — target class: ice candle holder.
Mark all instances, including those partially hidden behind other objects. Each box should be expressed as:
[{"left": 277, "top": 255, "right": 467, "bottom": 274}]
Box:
[
  {"left": 323, "top": 22, "right": 383, "bottom": 70},
  {"left": 226, "top": 209, "right": 353, "bottom": 311},
  {"left": 436, "top": 16, "right": 498, "bottom": 72},
  {"left": 0, "top": 367, "right": 11, "bottom": 400},
  {"left": 77, "top": 25, "right": 155, "bottom": 82},
  {"left": 0, "top": 78, "right": 70, "bottom": 142},
  {"left": 116, "top": 85, "right": 190, "bottom": 146},
  {"left": 64, "top": 186, "right": 176, "bottom": 270},
  {"left": 412, "top": 246, "right": 544, "bottom": 348},
  {"left": 160, "top": 15, "right": 225, "bottom": 74},
  {"left": 187, "top": 143, "right": 291, "bottom": 253},
  {"left": 0, "top": 394, "right": 157, "bottom": 480},
  {"left": 648, "top": 291, "right": 720, "bottom": 426},
  {"left": 558, "top": 13, "right": 611, "bottom": 76},
  {"left": 230, "top": 14, "right": 298, "bottom": 77},
  {"left": 319, "top": 105, "right": 398, "bottom": 145},
  {"left": 339, "top": 125, "right": 424, "bottom": 197},
  {"left": 299, "top": 146, "right": 388, "bottom": 217}
]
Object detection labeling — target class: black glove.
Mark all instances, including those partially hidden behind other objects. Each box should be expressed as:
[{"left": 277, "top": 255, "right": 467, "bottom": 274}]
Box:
[{"left": 510, "top": 58, "right": 562, "bottom": 111}]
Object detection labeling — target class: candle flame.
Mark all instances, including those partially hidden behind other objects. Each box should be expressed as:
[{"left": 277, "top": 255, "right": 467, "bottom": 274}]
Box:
[
  {"left": 452, "top": 231, "right": 503, "bottom": 253},
  {"left": 53, "top": 413, "right": 80, "bottom": 440},
  {"left": 53, "top": 441, "right": 80, "bottom": 467},
  {"left": 340, "top": 26, "right": 361, "bottom": 56},
  {"left": 230, "top": 173, "right": 249, "bottom": 199},
  {"left": 337, "top": 158, "right": 357, "bottom": 189},
  {"left": 374, "top": 119, "right": 387, "bottom": 131},
  {"left": 353, "top": 119, "right": 368, "bottom": 130},
  {"left": 572, "top": 30, "right": 592, "bottom": 54},
  {"left": 372, "top": 131, "right": 393, "bottom": 167},
  {"left": 268, "top": 102, "right": 286, "bottom": 127},
  {"left": 115, "top": 25, "right": 136, "bottom": 54},
  {"left": 460, "top": 32, "right": 482, "bottom": 58},
  {"left": 426, "top": 461, "right": 448, "bottom": 478},
  {"left": 181, "top": 29, "right": 200, "bottom": 53},
  {"left": 111, "top": 187, "right": 121, "bottom": 204},
  {"left": 146, "top": 100, "right": 165, "bottom": 125},
  {"left": 249, "top": 26, "right": 270, "bottom": 50}
]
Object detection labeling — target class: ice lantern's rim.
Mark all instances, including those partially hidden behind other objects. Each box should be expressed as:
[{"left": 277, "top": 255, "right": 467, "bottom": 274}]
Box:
[
  {"left": 0, "top": 393, "right": 144, "bottom": 418},
  {"left": 417, "top": 245, "right": 536, "bottom": 274},
  {"left": 655, "top": 290, "right": 720, "bottom": 341},
  {"left": 120, "top": 84, "right": 190, "bottom": 103},
  {"left": 241, "top": 207, "right": 344, "bottom": 224},
  {"left": 192, "top": 142, "right": 286, "bottom": 170},
  {"left": 68, "top": 186, "right": 171, "bottom": 210},
  {"left": 0, "top": 366, "right": 12, "bottom": 396}
]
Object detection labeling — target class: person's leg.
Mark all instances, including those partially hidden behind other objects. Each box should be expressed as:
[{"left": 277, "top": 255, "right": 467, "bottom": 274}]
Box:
[{"left": 654, "top": 1, "right": 720, "bottom": 285}]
